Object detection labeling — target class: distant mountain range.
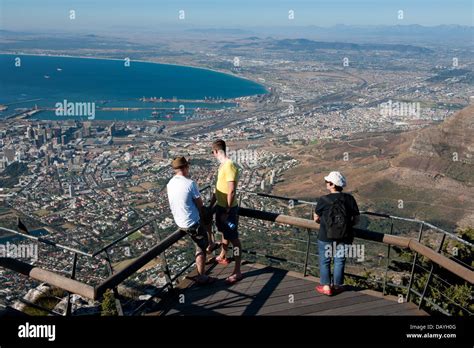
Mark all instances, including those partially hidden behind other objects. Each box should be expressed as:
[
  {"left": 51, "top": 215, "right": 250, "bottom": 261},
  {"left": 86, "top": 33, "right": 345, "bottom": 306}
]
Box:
[
  {"left": 1, "top": 24, "right": 472, "bottom": 47},
  {"left": 184, "top": 24, "right": 473, "bottom": 46},
  {"left": 269, "top": 38, "right": 433, "bottom": 54}
]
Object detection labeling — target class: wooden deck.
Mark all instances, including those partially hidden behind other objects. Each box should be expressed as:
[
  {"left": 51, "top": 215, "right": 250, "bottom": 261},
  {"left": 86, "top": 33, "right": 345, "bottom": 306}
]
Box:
[{"left": 149, "top": 261, "right": 428, "bottom": 316}]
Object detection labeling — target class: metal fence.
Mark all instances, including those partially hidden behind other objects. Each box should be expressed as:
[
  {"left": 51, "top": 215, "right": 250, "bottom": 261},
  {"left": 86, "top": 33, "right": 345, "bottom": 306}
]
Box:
[
  {"left": 0, "top": 185, "right": 472, "bottom": 316},
  {"left": 236, "top": 191, "right": 473, "bottom": 316}
]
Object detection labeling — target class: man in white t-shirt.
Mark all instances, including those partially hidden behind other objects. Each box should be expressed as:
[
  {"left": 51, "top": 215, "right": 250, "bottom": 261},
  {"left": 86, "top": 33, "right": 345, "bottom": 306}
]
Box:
[{"left": 166, "top": 156, "right": 215, "bottom": 285}]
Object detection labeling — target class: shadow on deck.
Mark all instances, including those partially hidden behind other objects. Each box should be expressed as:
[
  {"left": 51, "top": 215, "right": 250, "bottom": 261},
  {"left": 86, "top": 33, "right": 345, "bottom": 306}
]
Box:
[{"left": 148, "top": 261, "right": 428, "bottom": 316}]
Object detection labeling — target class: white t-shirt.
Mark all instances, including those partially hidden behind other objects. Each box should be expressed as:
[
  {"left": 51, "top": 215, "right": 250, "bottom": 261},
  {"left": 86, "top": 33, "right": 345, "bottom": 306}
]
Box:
[{"left": 166, "top": 175, "right": 201, "bottom": 229}]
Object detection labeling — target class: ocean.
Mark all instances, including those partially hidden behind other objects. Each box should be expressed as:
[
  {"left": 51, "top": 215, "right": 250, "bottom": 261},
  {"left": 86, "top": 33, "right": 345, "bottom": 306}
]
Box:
[{"left": 0, "top": 54, "right": 267, "bottom": 121}]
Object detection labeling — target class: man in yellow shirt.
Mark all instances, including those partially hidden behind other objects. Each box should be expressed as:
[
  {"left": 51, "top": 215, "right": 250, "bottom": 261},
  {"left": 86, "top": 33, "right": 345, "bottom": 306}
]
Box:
[{"left": 209, "top": 139, "right": 243, "bottom": 284}]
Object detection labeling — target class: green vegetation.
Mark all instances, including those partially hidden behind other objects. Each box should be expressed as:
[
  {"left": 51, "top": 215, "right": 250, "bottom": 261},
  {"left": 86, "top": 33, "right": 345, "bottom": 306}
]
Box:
[
  {"left": 23, "top": 298, "right": 58, "bottom": 316},
  {"left": 101, "top": 289, "right": 118, "bottom": 316},
  {"left": 127, "top": 231, "right": 143, "bottom": 242},
  {"left": 387, "top": 227, "right": 472, "bottom": 315}
]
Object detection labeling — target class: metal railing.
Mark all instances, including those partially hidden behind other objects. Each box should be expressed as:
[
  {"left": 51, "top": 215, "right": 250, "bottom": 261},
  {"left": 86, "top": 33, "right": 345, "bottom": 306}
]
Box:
[
  {"left": 235, "top": 192, "right": 473, "bottom": 316},
  {"left": 1, "top": 186, "right": 472, "bottom": 316},
  {"left": 0, "top": 184, "right": 214, "bottom": 316}
]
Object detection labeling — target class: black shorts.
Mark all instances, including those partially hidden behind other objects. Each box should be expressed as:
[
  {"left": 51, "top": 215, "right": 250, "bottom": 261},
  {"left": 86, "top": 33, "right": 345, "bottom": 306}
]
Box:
[
  {"left": 181, "top": 223, "right": 209, "bottom": 255},
  {"left": 201, "top": 205, "right": 214, "bottom": 226},
  {"left": 215, "top": 206, "right": 239, "bottom": 241}
]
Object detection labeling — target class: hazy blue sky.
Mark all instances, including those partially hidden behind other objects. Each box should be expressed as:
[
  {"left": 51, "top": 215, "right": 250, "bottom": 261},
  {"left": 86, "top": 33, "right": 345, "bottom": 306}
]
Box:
[{"left": 0, "top": 0, "right": 472, "bottom": 32}]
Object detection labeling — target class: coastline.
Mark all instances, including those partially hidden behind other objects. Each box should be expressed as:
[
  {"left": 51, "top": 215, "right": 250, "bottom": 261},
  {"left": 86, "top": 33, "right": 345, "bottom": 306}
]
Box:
[{"left": 0, "top": 52, "right": 269, "bottom": 95}]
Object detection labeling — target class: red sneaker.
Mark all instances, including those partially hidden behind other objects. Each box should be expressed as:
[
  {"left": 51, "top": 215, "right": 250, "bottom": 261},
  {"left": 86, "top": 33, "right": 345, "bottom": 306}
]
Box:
[
  {"left": 315, "top": 285, "right": 333, "bottom": 296},
  {"left": 215, "top": 255, "right": 230, "bottom": 265}
]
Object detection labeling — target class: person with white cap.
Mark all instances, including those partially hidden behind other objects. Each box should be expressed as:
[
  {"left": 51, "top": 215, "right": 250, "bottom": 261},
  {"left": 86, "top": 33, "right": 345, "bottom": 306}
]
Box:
[{"left": 313, "top": 171, "right": 360, "bottom": 296}]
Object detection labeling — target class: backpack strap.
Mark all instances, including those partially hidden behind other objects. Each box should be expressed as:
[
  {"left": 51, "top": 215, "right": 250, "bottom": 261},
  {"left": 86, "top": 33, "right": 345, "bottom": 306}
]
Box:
[{"left": 319, "top": 195, "right": 331, "bottom": 205}]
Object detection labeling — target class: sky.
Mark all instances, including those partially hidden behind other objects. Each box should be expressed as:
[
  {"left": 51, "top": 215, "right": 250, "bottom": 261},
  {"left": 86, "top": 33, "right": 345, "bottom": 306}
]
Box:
[{"left": 0, "top": 0, "right": 472, "bottom": 32}]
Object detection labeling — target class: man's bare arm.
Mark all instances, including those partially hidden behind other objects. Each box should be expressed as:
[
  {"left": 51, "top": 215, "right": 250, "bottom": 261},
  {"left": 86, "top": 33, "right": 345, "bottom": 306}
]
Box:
[
  {"left": 194, "top": 196, "right": 205, "bottom": 217},
  {"left": 226, "top": 181, "right": 236, "bottom": 210}
]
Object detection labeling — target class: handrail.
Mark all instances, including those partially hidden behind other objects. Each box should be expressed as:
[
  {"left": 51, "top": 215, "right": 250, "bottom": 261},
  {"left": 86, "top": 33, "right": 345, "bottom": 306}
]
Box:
[
  {"left": 95, "top": 229, "right": 186, "bottom": 298},
  {"left": 0, "top": 257, "right": 95, "bottom": 299},
  {"left": 0, "top": 226, "right": 94, "bottom": 257},
  {"left": 238, "top": 207, "right": 474, "bottom": 284},
  {"left": 1, "top": 207, "right": 471, "bottom": 304},
  {"left": 0, "top": 228, "right": 187, "bottom": 300},
  {"left": 239, "top": 190, "right": 472, "bottom": 247}
]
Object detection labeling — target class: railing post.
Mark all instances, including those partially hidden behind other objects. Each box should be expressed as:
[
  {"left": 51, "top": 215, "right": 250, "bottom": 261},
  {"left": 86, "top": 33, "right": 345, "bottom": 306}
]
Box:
[
  {"left": 406, "top": 223, "right": 424, "bottom": 302},
  {"left": 418, "top": 234, "right": 446, "bottom": 309},
  {"left": 303, "top": 229, "right": 311, "bottom": 276},
  {"left": 65, "top": 252, "right": 78, "bottom": 316},
  {"left": 153, "top": 221, "right": 173, "bottom": 291},
  {"left": 103, "top": 250, "right": 124, "bottom": 316},
  {"left": 382, "top": 219, "right": 394, "bottom": 295},
  {"left": 303, "top": 206, "right": 314, "bottom": 276}
]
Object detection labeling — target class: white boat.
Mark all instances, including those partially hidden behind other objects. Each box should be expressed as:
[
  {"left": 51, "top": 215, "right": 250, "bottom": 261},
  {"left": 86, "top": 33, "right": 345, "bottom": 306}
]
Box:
[
  {"left": 44, "top": 75, "right": 50, "bottom": 79},
  {"left": 57, "top": 68, "right": 62, "bottom": 71}
]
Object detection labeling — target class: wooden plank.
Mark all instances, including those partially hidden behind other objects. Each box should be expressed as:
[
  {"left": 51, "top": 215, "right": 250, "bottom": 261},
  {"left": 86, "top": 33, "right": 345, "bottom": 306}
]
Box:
[
  {"left": 312, "top": 298, "right": 400, "bottom": 316},
  {"left": 188, "top": 277, "right": 308, "bottom": 307},
  {"left": 179, "top": 267, "right": 293, "bottom": 295},
  {"left": 385, "top": 303, "right": 427, "bottom": 316},
  {"left": 204, "top": 287, "right": 324, "bottom": 316},
  {"left": 260, "top": 292, "right": 379, "bottom": 316},
  {"left": 175, "top": 272, "right": 295, "bottom": 303},
  {"left": 170, "top": 278, "right": 315, "bottom": 314},
  {"left": 172, "top": 283, "right": 320, "bottom": 316},
  {"left": 387, "top": 307, "right": 428, "bottom": 316},
  {"left": 349, "top": 301, "right": 419, "bottom": 315},
  {"left": 167, "top": 270, "right": 296, "bottom": 315},
  {"left": 181, "top": 264, "right": 275, "bottom": 294},
  {"left": 200, "top": 288, "right": 347, "bottom": 317}
]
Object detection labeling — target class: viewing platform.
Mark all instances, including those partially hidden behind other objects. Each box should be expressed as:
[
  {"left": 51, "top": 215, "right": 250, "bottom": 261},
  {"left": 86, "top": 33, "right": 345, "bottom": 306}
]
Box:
[{"left": 150, "top": 261, "right": 428, "bottom": 316}]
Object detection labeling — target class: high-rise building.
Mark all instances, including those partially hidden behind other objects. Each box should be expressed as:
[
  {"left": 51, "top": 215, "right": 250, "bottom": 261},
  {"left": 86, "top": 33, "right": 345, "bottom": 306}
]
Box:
[
  {"left": 83, "top": 122, "right": 91, "bottom": 137},
  {"left": 25, "top": 126, "right": 34, "bottom": 139}
]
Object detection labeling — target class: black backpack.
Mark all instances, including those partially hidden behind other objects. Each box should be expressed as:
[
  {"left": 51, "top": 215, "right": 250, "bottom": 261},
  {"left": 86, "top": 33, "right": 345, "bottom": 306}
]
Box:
[{"left": 321, "top": 195, "right": 352, "bottom": 240}]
